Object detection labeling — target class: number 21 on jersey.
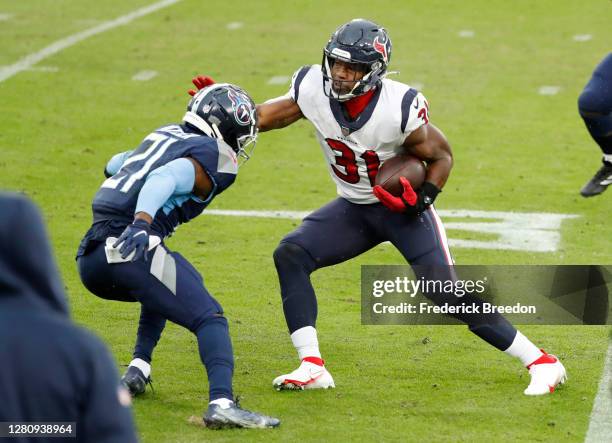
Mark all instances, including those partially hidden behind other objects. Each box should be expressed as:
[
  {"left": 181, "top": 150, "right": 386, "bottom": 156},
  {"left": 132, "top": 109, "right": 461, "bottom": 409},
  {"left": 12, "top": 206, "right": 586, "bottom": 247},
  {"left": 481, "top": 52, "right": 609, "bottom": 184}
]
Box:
[{"left": 101, "top": 133, "right": 177, "bottom": 193}]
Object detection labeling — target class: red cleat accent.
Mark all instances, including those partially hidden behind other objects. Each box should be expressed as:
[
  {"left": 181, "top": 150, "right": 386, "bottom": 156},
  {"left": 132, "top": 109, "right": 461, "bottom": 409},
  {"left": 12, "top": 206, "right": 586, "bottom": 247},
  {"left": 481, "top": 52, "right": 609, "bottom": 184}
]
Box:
[
  {"left": 283, "top": 372, "right": 323, "bottom": 387},
  {"left": 302, "top": 356, "right": 324, "bottom": 366},
  {"left": 526, "top": 350, "right": 558, "bottom": 369}
]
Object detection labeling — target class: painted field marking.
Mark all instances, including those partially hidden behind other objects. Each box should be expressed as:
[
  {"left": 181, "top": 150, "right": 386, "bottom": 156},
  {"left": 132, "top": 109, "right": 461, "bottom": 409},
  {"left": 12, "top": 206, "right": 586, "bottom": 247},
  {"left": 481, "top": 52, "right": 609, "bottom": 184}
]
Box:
[
  {"left": 226, "top": 21, "right": 243, "bottom": 30},
  {"left": 132, "top": 70, "right": 158, "bottom": 81},
  {"left": 0, "top": 13, "right": 13, "bottom": 21},
  {"left": 0, "top": 0, "right": 182, "bottom": 84},
  {"left": 204, "top": 209, "right": 579, "bottom": 252},
  {"left": 458, "top": 30, "right": 475, "bottom": 38},
  {"left": 573, "top": 34, "right": 592, "bottom": 42},
  {"left": 267, "top": 75, "right": 290, "bottom": 85},
  {"left": 539, "top": 86, "right": 561, "bottom": 96},
  {"left": 584, "top": 340, "right": 612, "bottom": 443}
]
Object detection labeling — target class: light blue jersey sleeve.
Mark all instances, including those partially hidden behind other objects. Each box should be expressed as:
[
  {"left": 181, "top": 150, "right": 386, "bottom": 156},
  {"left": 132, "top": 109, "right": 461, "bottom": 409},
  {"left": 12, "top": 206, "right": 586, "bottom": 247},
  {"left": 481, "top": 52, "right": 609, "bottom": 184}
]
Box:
[
  {"left": 134, "top": 158, "right": 196, "bottom": 218},
  {"left": 104, "top": 150, "right": 133, "bottom": 177}
]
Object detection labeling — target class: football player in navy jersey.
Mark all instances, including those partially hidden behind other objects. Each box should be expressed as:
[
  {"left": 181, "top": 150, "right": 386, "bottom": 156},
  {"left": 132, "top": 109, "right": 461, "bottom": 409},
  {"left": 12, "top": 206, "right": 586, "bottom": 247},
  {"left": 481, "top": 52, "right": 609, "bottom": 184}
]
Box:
[
  {"left": 191, "top": 20, "right": 566, "bottom": 396},
  {"left": 77, "top": 84, "right": 280, "bottom": 429},
  {"left": 578, "top": 53, "right": 612, "bottom": 197}
]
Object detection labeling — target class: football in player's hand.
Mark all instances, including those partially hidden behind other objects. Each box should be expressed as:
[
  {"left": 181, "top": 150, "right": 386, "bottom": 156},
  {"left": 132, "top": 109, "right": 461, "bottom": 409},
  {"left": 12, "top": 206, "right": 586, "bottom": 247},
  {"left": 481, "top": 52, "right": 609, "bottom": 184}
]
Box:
[{"left": 375, "top": 154, "right": 426, "bottom": 195}]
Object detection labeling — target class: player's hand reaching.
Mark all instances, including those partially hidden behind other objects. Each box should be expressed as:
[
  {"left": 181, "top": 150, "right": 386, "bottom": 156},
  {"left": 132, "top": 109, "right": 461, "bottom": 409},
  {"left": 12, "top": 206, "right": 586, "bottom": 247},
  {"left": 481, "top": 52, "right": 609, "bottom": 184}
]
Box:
[
  {"left": 113, "top": 219, "right": 151, "bottom": 262},
  {"left": 373, "top": 177, "right": 441, "bottom": 216},
  {"left": 188, "top": 75, "right": 216, "bottom": 96}
]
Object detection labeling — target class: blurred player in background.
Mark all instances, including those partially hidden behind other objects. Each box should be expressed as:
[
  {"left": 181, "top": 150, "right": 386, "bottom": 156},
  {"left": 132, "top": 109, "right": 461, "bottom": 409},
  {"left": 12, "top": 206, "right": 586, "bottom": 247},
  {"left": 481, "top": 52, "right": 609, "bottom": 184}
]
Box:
[
  {"left": 76, "top": 85, "right": 280, "bottom": 429},
  {"left": 0, "top": 192, "right": 137, "bottom": 442},
  {"left": 578, "top": 53, "right": 612, "bottom": 197},
  {"left": 190, "top": 19, "right": 567, "bottom": 396}
]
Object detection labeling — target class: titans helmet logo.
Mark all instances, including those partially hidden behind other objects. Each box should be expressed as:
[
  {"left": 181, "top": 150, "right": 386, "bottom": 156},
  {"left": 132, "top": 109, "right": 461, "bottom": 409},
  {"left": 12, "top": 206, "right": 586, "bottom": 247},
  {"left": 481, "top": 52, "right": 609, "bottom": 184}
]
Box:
[{"left": 227, "top": 89, "right": 254, "bottom": 126}]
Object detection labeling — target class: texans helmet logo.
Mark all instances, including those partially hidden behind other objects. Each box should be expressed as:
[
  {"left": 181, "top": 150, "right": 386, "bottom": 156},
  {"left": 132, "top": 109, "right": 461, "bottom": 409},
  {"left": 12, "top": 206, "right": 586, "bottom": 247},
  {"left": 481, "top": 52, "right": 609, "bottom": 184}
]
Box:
[
  {"left": 373, "top": 36, "right": 388, "bottom": 63},
  {"left": 227, "top": 89, "right": 254, "bottom": 126}
]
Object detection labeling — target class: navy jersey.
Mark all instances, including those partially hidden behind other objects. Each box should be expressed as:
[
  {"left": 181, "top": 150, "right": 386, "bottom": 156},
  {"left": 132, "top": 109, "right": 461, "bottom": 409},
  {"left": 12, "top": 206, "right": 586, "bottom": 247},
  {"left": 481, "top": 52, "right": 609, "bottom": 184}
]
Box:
[{"left": 78, "top": 124, "right": 237, "bottom": 256}]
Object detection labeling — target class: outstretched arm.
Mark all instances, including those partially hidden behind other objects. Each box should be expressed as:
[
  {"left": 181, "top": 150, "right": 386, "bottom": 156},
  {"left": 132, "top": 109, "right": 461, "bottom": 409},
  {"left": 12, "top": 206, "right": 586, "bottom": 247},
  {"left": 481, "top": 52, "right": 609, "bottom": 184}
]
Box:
[
  {"left": 188, "top": 75, "right": 303, "bottom": 133},
  {"left": 256, "top": 95, "right": 304, "bottom": 132}
]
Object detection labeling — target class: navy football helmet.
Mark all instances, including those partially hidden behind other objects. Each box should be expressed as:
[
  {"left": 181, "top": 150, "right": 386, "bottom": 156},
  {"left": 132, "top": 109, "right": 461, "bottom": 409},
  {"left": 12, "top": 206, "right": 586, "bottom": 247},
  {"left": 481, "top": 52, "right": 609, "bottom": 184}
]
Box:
[
  {"left": 322, "top": 19, "right": 392, "bottom": 101},
  {"left": 183, "top": 84, "right": 258, "bottom": 162}
]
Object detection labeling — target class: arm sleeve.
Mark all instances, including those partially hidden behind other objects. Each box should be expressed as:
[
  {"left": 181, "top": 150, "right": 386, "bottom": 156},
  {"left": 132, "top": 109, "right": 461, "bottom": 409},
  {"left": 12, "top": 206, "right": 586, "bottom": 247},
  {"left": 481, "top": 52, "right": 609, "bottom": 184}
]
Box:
[
  {"left": 104, "top": 150, "right": 133, "bottom": 177},
  {"left": 134, "top": 157, "right": 196, "bottom": 218},
  {"left": 81, "top": 338, "right": 138, "bottom": 443}
]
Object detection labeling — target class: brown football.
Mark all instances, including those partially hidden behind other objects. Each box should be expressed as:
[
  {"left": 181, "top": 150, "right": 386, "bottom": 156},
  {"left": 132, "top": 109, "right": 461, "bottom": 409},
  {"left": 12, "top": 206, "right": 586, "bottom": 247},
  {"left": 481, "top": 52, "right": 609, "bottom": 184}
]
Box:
[{"left": 374, "top": 154, "right": 426, "bottom": 196}]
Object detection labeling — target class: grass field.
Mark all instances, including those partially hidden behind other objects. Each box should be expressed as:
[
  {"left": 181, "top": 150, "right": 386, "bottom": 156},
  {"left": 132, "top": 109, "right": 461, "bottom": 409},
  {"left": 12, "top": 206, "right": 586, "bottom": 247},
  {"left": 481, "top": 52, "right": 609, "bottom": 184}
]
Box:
[{"left": 1, "top": 1, "right": 611, "bottom": 441}]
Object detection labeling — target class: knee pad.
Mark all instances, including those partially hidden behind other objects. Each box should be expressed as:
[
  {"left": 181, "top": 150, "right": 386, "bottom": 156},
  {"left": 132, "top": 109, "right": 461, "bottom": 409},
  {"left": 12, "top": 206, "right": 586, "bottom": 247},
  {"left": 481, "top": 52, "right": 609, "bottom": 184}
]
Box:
[
  {"left": 194, "top": 313, "right": 228, "bottom": 335},
  {"left": 273, "top": 241, "right": 316, "bottom": 273}
]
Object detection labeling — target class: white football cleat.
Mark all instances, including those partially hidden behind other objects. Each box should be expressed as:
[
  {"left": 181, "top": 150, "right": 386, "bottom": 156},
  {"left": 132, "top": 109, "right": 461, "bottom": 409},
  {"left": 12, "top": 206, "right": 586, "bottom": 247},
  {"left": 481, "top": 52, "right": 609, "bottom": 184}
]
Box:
[
  {"left": 524, "top": 351, "right": 567, "bottom": 396},
  {"left": 273, "top": 358, "right": 335, "bottom": 391}
]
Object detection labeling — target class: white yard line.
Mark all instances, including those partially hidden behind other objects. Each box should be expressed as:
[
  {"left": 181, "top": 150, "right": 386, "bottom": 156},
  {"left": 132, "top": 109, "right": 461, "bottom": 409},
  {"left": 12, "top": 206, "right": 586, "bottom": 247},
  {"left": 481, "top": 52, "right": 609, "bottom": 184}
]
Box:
[
  {"left": 573, "top": 34, "right": 592, "bottom": 42},
  {"left": 226, "top": 21, "right": 243, "bottom": 30},
  {"left": 0, "top": 13, "right": 14, "bottom": 21},
  {"left": 0, "top": 0, "right": 181, "bottom": 83},
  {"left": 585, "top": 339, "right": 612, "bottom": 443},
  {"left": 267, "top": 75, "right": 291, "bottom": 85},
  {"left": 458, "top": 30, "right": 475, "bottom": 38},
  {"left": 538, "top": 86, "right": 561, "bottom": 96},
  {"left": 132, "top": 70, "right": 158, "bottom": 81},
  {"left": 204, "top": 209, "right": 578, "bottom": 252}
]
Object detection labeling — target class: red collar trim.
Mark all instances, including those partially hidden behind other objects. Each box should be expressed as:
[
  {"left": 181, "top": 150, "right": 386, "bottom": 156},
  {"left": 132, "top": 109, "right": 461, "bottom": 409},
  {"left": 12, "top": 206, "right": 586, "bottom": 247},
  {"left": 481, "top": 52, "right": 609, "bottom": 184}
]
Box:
[{"left": 343, "top": 89, "right": 376, "bottom": 120}]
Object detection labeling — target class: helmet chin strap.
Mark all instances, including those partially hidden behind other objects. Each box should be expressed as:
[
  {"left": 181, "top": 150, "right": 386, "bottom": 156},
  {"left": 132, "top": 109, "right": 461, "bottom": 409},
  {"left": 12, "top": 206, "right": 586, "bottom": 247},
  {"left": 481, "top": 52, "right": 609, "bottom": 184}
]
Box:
[
  {"left": 334, "top": 74, "right": 373, "bottom": 102},
  {"left": 382, "top": 70, "right": 399, "bottom": 78}
]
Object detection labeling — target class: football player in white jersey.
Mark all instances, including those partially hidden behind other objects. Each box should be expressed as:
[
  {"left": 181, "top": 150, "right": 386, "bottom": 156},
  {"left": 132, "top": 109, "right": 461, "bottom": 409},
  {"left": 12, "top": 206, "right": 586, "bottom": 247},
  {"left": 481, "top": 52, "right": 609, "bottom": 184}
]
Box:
[{"left": 189, "top": 19, "right": 566, "bottom": 396}]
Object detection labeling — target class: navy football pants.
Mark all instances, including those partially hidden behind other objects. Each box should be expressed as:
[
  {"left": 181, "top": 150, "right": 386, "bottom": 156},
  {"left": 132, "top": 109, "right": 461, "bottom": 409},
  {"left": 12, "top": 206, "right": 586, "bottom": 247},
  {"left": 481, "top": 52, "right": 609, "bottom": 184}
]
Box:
[
  {"left": 77, "top": 242, "right": 233, "bottom": 401},
  {"left": 578, "top": 52, "right": 612, "bottom": 155},
  {"left": 274, "top": 198, "right": 517, "bottom": 351}
]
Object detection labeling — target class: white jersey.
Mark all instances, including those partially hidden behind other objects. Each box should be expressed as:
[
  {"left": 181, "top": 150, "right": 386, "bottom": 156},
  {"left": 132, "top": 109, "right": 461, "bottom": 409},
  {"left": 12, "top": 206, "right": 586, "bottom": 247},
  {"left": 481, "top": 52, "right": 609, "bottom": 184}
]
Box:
[{"left": 289, "top": 64, "right": 429, "bottom": 204}]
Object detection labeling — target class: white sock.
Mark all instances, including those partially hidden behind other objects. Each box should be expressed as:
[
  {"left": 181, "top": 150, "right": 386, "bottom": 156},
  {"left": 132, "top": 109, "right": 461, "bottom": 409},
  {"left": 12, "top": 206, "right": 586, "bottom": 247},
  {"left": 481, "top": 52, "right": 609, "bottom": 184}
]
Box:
[
  {"left": 604, "top": 154, "right": 612, "bottom": 164},
  {"left": 129, "top": 358, "right": 151, "bottom": 378},
  {"left": 209, "top": 398, "right": 234, "bottom": 409},
  {"left": 291, "top": 326, "right": 321, "bottom": 360},
  {"left": 504, "top": 331, "right": 543, "bottom": 366}
]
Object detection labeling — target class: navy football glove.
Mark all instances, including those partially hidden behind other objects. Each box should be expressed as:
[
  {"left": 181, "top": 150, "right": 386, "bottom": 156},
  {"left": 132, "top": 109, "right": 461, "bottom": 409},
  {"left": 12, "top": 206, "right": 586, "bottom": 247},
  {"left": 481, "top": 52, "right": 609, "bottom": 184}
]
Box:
[
  {"left": 113, "top": 219, "right": 151, "bottom": 262},
  {"left": 408, "top": 181, "right": 441, "bottom": 215}
]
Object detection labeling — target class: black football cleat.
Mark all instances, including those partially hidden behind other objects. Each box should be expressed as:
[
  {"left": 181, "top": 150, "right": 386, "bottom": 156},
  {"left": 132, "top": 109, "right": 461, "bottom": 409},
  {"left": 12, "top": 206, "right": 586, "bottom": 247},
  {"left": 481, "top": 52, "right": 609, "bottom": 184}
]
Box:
[
  {"left": 580, "top": 161, "right": 612, "bottom": 197},
  {"left": 120, "top": 366, "right": 151, "bottom": 397},
  {"left": 203, "top": 403, "right": 280, "bottom": 429}
]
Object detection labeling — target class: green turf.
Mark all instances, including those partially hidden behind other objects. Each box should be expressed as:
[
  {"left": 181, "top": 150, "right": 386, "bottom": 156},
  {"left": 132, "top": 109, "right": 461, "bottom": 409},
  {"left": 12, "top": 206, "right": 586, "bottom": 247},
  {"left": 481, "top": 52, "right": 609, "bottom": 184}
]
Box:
[{"left": 1, "top": 0, "right": 611, "bottom": 441}]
